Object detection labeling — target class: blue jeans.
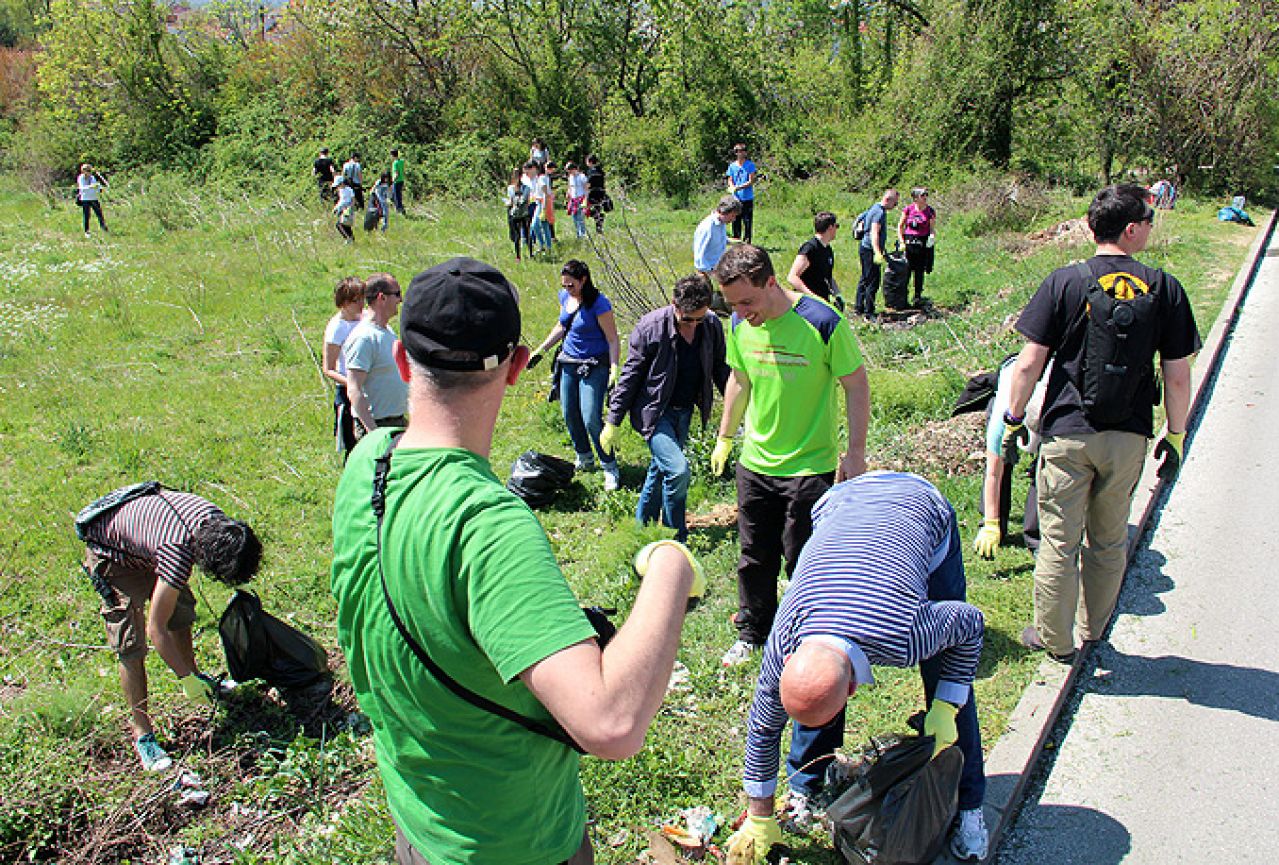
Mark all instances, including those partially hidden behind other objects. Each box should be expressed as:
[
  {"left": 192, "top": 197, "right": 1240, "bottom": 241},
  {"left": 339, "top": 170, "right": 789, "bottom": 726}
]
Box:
[
  {"left": 855, "top": 245, "right": 881, "bottom": 314},
  {"left": 786, "top": 515, "right": 986, "bottom": 811},
  {"left": 531, "top": 210, "right": 553, "bottom": 252},
  {"left": 560, "top": 361, "right": 615, "bottom": 467},
  {"left": 636, "top": 406, "right": 694, "bottom": 541},
  {"left": 572, "top": 208, "right": 587, "bottom": 238}
]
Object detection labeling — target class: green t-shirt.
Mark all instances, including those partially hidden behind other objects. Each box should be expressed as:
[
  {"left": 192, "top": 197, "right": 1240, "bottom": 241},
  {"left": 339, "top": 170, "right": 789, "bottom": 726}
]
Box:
[
  {"left": 331, "top": 429, "right": 597, "bottom": 864},
  {"left": 392, "top": 157, "right": 405, "bottom": 183},
  {"left": 725, "top": 295, "right": 864, "bottom": 476}
]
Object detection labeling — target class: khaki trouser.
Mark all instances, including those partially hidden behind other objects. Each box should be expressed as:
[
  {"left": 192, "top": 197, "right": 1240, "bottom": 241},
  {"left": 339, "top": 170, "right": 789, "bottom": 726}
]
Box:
[
  {"left": 394, "top": 825, "right": 592, "bottom": 865},
  {"left": 1033, "top": 431, "right": 1147, "bottom": 656}
]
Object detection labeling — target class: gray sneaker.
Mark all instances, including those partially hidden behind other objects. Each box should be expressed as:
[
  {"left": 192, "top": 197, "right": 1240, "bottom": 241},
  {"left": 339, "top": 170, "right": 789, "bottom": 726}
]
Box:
[
  {"left": 720, "top": 640, "right": 761, "bottom": 668},
  {"left": 134, "top": 733, "right": 173, "bottom": 773},
  {"left": 950, "top": 807, "right": 989, "bottom": 861},
  {"left": 574, "top": 454, "right": 596, "bottom": 472},
  {"left": 602, "top": 464, "right": 621, "bottom": 491}
]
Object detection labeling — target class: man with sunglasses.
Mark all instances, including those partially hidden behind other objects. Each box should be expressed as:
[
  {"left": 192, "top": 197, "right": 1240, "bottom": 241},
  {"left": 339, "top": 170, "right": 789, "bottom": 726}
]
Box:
[
  {"left": 1001, "top": 184, "right": 1200, "bottom": 663},
  {"left": 603, "top": 275, "right": 731, "bottom": 541},
  {"left": 344, "top": 273, "right": 409, "bottom": 437}
]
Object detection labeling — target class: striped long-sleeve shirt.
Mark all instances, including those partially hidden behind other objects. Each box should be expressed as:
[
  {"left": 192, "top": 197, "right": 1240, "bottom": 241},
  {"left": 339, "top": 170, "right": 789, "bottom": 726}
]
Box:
[
  {"left": 82, "top": 490, "right": 220, "bottom": 591},
  {"left": 742, "top": 471, "right": 985, "bottom": 798}
]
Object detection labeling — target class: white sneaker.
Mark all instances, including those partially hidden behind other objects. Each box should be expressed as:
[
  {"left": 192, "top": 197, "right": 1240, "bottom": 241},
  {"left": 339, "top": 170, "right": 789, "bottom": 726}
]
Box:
[
  {"left": 602, "top": 465, "right": 620, "bottom": 491},
  {"left": 720, "top": 640, "right": 761, "bottom": 667},
  {"left": 780, "top": 789, "right": 815, "bottom": 835},
  {"left": 950, "top": 807, "right": 989, "bottom": 861},
  {"left": 134, "top": 733, "right": 173, "bottom": 773}
]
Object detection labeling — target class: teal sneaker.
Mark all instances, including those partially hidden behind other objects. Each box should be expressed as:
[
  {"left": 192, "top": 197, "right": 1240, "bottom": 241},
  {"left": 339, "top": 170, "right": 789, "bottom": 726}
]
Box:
[{"left": 134, "top": 733, "right": 173, "bottom": 772}]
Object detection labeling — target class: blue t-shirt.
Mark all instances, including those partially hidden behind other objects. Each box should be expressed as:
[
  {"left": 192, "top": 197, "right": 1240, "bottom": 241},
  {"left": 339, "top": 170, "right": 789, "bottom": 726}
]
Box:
[
  {"left": 560, "top": 289, "right": 613, "bottom": 360},
  {"left": 859, "top": 202, "right": 887, "bottom": 250},
  {"left": 726, "top": 160, "right": 757, "bottom": 202}
]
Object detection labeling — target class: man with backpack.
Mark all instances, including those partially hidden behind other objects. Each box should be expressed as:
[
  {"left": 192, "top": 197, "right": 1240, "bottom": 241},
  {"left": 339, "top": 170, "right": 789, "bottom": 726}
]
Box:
[
  {"left": 1000, "top": 184, "right": 1200, "bottom": 663},
  {"left": 854, "top": 188, "right": 898, "bottom": 318},
  {"left": 77, "top": 485, "right": 261, "bottom": 772},
  {"left": 727, "top": 472, "right": 988, "bottom": 863},
  {"left": 330, "top": 257, "right": 704, "bottom": 865}
]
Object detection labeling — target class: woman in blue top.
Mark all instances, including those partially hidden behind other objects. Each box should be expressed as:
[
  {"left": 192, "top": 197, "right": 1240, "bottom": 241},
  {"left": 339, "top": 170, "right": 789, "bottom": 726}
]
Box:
[{"left": 529, "top": 260, "right": 622, "bottom": 490}]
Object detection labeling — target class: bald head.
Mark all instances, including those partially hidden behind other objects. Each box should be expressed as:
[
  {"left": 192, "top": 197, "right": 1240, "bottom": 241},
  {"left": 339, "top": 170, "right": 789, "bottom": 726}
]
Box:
[{"left": 780, "top": 641, "right": 855, "bottom": 727}]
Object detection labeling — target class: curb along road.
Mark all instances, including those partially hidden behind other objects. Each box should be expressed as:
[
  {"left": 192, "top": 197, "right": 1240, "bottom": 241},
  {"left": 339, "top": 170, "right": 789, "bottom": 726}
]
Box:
[{"left": 949, "top": 208, "right": 1279, "bottom": 864}]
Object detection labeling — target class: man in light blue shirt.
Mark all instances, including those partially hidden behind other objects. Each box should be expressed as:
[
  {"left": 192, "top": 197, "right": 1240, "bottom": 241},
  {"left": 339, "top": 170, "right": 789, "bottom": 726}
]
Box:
[
  {"left": 693, "top": 195, "right": 742, "bottom": 273},
  {"left": 726, "top": 143, "right": 758, "bottom": 244},
  {"left": 854, "top": 188, "right": 898, "bottom": 318}
]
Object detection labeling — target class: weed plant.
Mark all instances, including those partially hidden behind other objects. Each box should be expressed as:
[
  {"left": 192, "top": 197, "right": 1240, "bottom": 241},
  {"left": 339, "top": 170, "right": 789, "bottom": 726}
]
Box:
[{"left": 0, "top": 172, "right": 1263, "bottom": 863}]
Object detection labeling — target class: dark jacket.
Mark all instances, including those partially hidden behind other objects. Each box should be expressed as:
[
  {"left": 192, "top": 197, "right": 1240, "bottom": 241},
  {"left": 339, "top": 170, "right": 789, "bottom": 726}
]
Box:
[{"left": 606, "top": 306, "right": 731, "bottom": 439}]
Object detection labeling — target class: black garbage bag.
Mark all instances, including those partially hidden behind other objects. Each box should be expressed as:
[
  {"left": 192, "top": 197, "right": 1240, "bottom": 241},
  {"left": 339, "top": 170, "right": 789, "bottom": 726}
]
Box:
[
  {"left": 506, "top": 451, "right": 576, "bottom": 508},
  {"left": 882, "top": 252, "right": 911, "bottom": 311},
  {"left": 825, "top": 734, "right": 963, "bottom": 865},
  {"left": 219, "top": 590, "right": 332, "bottom": 690}
]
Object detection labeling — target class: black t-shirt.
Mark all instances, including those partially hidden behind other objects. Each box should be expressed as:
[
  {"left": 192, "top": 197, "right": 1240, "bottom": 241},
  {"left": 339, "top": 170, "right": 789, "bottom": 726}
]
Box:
[
  {"left": 586, "top": 167, "right": 606, "bottom": 195},
  {"left": 797, "top": 237, "right": 835, "bottom": 299},
  {"left": 1016, "top": 254, "right": 1202, "bottom": 437},
  {"left": 314, "top": 157, "right": 335, "bottom": 180},
  {"left": 669, "top": 327, "right": 704, "bottom": 409}
]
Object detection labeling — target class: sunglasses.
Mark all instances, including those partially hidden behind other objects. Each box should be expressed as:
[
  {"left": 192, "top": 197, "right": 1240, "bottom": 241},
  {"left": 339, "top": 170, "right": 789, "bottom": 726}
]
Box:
[{"left": 679, "top": 313, "right": 707, "bottom": 324}]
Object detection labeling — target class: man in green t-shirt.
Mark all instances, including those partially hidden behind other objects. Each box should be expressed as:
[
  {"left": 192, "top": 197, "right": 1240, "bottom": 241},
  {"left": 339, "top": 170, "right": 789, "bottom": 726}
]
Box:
[
  {"left": 331, "top": 257, "right": 704, "bottom": 865},
  {"left": 710, "top": 244, "right": 870, "bottom": 667},
  {"left": 390, "top": 149, "right": 406, "bottom": 214}
]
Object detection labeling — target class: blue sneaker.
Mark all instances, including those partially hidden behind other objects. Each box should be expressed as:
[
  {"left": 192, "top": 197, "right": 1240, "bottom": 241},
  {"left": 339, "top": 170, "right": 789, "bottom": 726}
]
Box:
[{"left": 134, "top": 733, "right": 173, "bottom": 772}]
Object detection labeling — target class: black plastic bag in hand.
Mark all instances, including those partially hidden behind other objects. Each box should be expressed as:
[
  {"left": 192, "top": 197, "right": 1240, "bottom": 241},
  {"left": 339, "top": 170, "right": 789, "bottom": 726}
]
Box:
[
  {"left": 825, "top": 734, "right": 963, "bottom": 865},
  {"left": 220, "top": 590, "right": 332, "bottom": 691}
]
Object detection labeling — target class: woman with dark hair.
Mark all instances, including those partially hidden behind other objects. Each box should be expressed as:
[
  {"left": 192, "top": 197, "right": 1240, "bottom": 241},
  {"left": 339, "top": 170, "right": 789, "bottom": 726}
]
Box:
[
  {"left": 896, "top": 187, "right": 937, "bottom": 307},
  {"left": 529, "top": 259, "right": 622, "bottom": 489}
]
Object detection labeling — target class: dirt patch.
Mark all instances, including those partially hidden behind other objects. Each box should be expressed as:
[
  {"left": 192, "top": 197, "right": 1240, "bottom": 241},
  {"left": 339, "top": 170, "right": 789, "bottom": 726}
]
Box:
[
  {"left": 686, "top": 502, "right": 737, "bottom": 529},
  {"left": 1006, "top": 216, "right": 1091, "bottom": 258},
  {"left": 873, "top": 411, "right": 987, "bottom": 478}
]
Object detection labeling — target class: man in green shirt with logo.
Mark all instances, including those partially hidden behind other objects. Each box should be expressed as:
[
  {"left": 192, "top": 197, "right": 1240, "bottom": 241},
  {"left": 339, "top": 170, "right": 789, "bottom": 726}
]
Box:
[
  {"left": 331, "top": 257, "right": 704, "bottom": 865},
  {"left": 710, "top": 243, "right": 870, "bottom": 667},
  {"left": 390, "top": 149, "right": 406, "bottom": 214}
]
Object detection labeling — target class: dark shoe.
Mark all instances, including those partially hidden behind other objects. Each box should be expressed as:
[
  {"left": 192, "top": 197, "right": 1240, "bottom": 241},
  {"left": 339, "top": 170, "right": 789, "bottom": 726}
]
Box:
[{"left": 1021, "top": 625, "right": 1076, "bottom": 664}]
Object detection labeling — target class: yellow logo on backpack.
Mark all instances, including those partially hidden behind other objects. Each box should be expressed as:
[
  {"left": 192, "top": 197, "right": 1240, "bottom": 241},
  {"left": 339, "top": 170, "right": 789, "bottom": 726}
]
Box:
[{"left": 1097, "top": 271, "right": 1151, "bottom": 301}]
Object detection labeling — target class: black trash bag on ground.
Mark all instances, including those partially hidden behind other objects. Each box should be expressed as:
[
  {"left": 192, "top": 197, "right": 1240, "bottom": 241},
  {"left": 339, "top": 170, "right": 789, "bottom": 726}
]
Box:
[
  {"left": 220, "top": 590, "right": 332, "bottom": 691},
  {"left": 507, "top": 451, "right": 576, "bottom": 508},
  {"left": 882, "top": 252, "right": 911, "bottom": 311},
  {"left": 825, "top": 734, "right": 963, "bottom": 865}
]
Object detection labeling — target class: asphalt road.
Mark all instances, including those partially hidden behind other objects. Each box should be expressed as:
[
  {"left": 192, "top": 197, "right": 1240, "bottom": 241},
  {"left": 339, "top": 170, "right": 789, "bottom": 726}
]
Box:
[{"left": 996, "top": 238, "right": 1279, "bottom": 864}]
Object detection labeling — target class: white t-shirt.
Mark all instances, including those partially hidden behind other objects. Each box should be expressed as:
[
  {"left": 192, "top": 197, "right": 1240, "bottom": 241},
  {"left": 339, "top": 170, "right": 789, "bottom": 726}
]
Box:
[
  {"left": 568, "top": 173, "right": 587, "bottom": 198},
  {"left": 324, "top": 313, "right": 361, "bottom": 377}
]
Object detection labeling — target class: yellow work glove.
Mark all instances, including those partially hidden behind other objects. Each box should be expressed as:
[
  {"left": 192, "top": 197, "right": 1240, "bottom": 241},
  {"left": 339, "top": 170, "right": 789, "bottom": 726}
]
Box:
[
  {"left": 710, "top": 437, "right": 734, "bottom": 476},
  {"left": 973, "top": 519, "right": 1001, "bottom": 560},
  {"left": 634, "top": 540, "right": 706, "bottom": 601},
  {"left": 873, "top": 252, "right": 886, "bottom": 266},
  {"left": 1154, "top": 431, "right": 1185, "bottom": 482},
  {"left": 179, "top": 673, "right": 216, "bottom": 706},
  {"left": 608, "top": 363, "right": 621, "bottom": 388},
  {"left": 923, "top": 699, "right": 959, "bottom": 758},
  {"left": 600, "top": 422, "right": 620, "bottom": 454},
  {"left": 726, "top": 815, "right": 783, "bottom": 865},
  {"left": 1000, "top": 411, "right": 1029, "bottom": 466}
]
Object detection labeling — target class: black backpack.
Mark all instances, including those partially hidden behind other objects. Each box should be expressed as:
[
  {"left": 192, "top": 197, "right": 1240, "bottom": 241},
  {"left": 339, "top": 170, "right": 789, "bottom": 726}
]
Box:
[
  {"left": 219, "top": 590, "right": 332, "bottom": 690},
  {"left": 1076, "top": 262, "right": 1161, "bottom": 425},
  {"left": 509, "top": 185, "right": 530, "bottom": 220},
  {"left": 853, "top": 210, "right": 869, "bottom": 240},
  {"left": 74, "top": 482, "right": 164, "bottom": 542}
]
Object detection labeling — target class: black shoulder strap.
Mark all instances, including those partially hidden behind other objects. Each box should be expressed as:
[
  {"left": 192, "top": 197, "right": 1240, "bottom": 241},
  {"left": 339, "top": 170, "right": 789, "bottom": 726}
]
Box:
[{"left": 370, "top": 432, "right": 584, "bottom": 753}]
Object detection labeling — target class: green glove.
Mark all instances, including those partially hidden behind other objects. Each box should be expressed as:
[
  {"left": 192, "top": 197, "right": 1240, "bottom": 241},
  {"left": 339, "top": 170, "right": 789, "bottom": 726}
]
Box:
[
  {"left": 1154, "top": 431, "right": 1185, "bottom": 482},
  {"left": 973, "top": 519, "right": 1001, "bottom": 559},
  {"left": 608, "top": 363, "right": 620, "bottom": 388},
  {"left": 873, "top": 252, "right": 886, "bottom": 266},
  {"left": 710, "top": 437, "right": 734, "bottom": 476},
  {"left": 634, "top": 540, "right": 705, "bottom": 601},
  {"left": 726, "top": 815, "right": 782, "bottom": 865},
  {"left": 179, "top": 673, "right": 216, "bottom": 706},
  {"left": 600, "top": 422, "right": 619, "bottom": 454},
  {"left": 1000, "top": 411, "right": 1029, "bottom": 466},
  {"left": 923, "top": 699, "right": 959, "bottom": 757}
]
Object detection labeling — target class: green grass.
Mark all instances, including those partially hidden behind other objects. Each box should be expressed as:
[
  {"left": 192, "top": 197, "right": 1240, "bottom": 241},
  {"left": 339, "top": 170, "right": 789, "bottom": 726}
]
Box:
[{"left": 0, "top": 173, "right": 1264, "bottom": 863}]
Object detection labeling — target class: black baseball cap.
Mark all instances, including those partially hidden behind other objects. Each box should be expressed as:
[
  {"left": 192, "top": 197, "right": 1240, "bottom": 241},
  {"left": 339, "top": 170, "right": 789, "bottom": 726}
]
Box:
[{"left": 401, "top": 258, "right": 521, "bottom": 371}]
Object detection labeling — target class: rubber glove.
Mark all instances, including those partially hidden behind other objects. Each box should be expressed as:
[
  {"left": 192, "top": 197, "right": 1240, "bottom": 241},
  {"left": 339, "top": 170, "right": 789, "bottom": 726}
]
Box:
[
  {"left": 179, "top": 673, "right": 216, "bottom": 706},
  {"left": 634, "top": 540, "right": 706, "bottom": 601},
  {"left": 923, "top": 699, "right": 959, "bottom": 757},
  {"left": 873, "top": 252, "right": 886, "bottom": 266},
  {"left": 1154, "top": 431, "right": 1185, "bottom": 482},
  {"left": 526, "top": 352, "right": 543, "bottom": 370},
  {"left": 710, "top": 437, "right": 734, "bottom": 476},
  {"left": 600, "top": 422, "right": 619, "bottom": 454},
  {"left": 973, "top": 519, "right": 1001, "bottom": 559},
  {"left": 1000, "top": 411, "right": 1029, "bottom": 466},
  {"left": 608, "top": 363, "right": 621, "bottom": 388},
  {"left": 726, "top": 815, "right": 783, "bottom": 865}
]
